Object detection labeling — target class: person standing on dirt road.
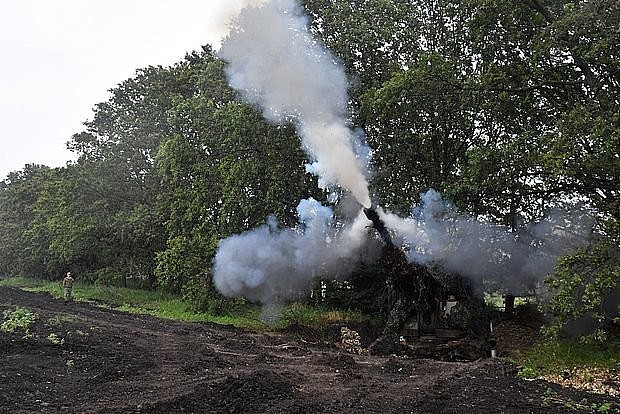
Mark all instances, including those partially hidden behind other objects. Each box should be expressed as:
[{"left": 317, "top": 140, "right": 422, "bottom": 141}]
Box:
[{"left": 63, "top": 272, "right": 75, "bottom": 303}]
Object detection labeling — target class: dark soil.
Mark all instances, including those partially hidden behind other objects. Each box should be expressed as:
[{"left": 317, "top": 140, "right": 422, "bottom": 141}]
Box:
[{"left": 0, "top": 286, "right": 617, "bottom": 413}]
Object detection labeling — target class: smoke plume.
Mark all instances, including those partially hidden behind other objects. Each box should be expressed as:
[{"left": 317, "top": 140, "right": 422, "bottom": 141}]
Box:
[
  {"left": 380, "top": 189, "right": 594, "bottom": 292},
  {"left": 210, "top": 0, "right": 595, "bottom": 308},
  {"left": 218, "top": 0, "right": 371, "bottom": 207}
]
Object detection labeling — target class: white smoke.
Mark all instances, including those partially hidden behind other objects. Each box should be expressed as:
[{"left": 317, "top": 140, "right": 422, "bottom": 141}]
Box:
[
  {"left": 380, "top": 189, "right": 595, "bottom": 292},
  {"left": 210, "top": 0, "right": 595, "bottom": 307},
  {"left": 213, "top": 198, "right": 369, "bottom": 304},
  {"left": 218, "top": 0, "right": 371, "bottom": 207},
  {"left": 204, "top": 0, "right": 269, "bottom": 48}
]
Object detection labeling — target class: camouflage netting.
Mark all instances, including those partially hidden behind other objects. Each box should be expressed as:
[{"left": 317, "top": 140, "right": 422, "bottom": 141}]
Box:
[{"left": 367, "top": 246, "right": 490, "bottom": 358}]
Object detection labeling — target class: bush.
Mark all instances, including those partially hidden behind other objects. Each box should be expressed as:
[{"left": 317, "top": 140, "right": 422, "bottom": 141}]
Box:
[
  {"left": 180, "top": 272, "right": 246, "bottom": 315},
  {"left": 1, "top": 307, "right": 38, "bottom": 335},
  {"left": 545, "top": 234, "right": 619, "bottom": 341}
]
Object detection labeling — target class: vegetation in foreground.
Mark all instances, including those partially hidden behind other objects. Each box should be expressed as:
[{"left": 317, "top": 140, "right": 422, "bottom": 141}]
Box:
[
  {"left": 515, "top": 332, "right": 620, "bottom": 400},
  {"left": 0, "top": 277, "right": 365, "bottom": 333},
  {"left": 2, "top": 276, "right": 618, "bottom": 402},
  {"left": 516, "top": 333, "right": 620, "bottom": 377},
  {"left": 1, "top": 278, "right": 616, "bottom": 368}
]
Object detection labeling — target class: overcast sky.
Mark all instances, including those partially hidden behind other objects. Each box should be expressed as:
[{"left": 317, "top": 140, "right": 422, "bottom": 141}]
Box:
[{"left": 0, "top": 0, "right": 240, "bottom": 180}]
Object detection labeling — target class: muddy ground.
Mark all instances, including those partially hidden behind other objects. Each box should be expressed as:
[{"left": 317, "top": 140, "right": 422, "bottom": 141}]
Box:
[{"left": 0, "top": 286, "right": 617, "bottom": 413}]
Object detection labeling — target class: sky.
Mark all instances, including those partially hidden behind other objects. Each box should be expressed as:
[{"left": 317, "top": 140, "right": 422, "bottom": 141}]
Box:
[{"left": 0, "top": 0, "right": 243, "bottom": 180}]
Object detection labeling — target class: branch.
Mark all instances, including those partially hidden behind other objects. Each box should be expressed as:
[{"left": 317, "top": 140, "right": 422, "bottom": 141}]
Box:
[
  {"left": 521, "top": 0, "right": 600, "bottom": 94},
  {"left": 521, "top": 0, "right": 555, "bottom": 23}
]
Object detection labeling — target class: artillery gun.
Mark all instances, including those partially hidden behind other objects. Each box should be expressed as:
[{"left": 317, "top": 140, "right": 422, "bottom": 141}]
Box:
[{"left": 363, "top": 207, "right": 490, "bottom": 359}]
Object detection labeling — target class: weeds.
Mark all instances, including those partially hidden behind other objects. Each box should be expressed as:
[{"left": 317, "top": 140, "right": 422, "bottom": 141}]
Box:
[
  {"left": 516, "top": 334, "right": 619, "bottom": 374},
  {"left": 0, "top": 277, "right": 264, "bottom": 329},
  {"left": 46, "top": 314, "right": 75, "bottom": 326},
  {"left": 281, "top": 302, "right": 366, "bottom": 329},
  {"left": 536, "top": 388, "right": 618, "bottom": 412},
  {"left": 516, "top": 333, "right": 619, "bottom": 399},
  {"left": 47, "top": 333, "right": 64, "bottom": 345},
  {"left": 1, "top": 307, "right": 38, "bottom": 336},
  {"left": 517, "top": 366, "right": 540, "bottom": 380}
]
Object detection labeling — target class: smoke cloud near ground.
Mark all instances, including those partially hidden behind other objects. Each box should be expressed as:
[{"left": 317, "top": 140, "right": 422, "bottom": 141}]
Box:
[
  {"left": 210, "top": 0, "right": 595, "bottom": 309},
  {"left": 380, "top": 189, "right": 594, "bottom": 292},
  {"left": 213, "top": 190, "right": 594, "bottom": 306},
  {"left": 213, "top": 199, "right": 369, "bottom": 304}
]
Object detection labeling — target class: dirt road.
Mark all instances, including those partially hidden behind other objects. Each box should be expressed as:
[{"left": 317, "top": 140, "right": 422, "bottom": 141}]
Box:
[{"left": 0, "top": 286, "right": 615, "bottom": 413}]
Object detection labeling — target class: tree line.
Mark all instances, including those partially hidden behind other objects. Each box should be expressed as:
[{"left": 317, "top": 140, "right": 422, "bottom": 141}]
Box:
[{"left": 0, "top": 0, "right": 617, "bottom": 327}]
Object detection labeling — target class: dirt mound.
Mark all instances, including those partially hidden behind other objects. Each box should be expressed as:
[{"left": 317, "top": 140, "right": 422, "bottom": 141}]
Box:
[
  {"left": 146, "top": 370, "right": 303, "bottom": 413},
  {"left": 0, "top": 286, "right": 616, "bottom": 413}
]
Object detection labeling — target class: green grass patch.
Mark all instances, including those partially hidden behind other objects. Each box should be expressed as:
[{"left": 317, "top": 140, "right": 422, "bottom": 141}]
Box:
[
  {"left": 514, "top": 333, "right": 620, "bottom": 379},
  {"left": 0, "top": 276, "right": 65, "bottom": 299},
  {"left": 46, "top": 332, "right": 65, "bottom": 345},
  {"left": 0, "top": 277, "right": 264, "bottom": 330},
  {"left": 274, "top": 302, "right": 370, "bottom": 331},
  {"left": 46, "top": 314, "right": 76, "bottom": 326},
  {"left": 0, "top": 277, "right": 370, "bottom": 333}
]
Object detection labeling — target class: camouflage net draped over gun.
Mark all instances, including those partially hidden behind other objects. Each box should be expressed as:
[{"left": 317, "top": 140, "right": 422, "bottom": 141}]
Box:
[
  {"left": 364, "top": 208, "right": 441, "bottom": 355},
  {"left": 368, "top": 242, "right": 441, "bottom": 355},
  {"left": 363, "top": 207, "right": 490, "bottom": 358}
]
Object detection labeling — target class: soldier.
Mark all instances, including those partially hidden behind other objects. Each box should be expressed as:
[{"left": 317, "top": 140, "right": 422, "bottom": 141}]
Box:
[{"left": 62, "top": 272, "right": 75, "bottom": 303}]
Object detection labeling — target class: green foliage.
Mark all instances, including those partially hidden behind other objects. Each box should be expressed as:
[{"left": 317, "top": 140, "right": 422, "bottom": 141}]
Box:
[
  {"left": 516, "top": 333, "right": 620, "bottom": 376},
  {"left": 179, "top": 271, "right": 247, "bottom": 315},
  {"left": 153, "top": 49, "right": 323, "bottom": 305},
  {"left": 1, "top": 307, "right": 38, "bottom": 335},
  {"left": 46, "top": 332, "right": 64, "bottom": 345},
  {"left": 517, "top": 365, "right": 540, "bottom": 380},
  {"left": 303, "top": 0, "right": 421, "bottom": 91},
  {"left": 281, "top": 302, "right": 364, "bottom": 329},
  {"left": 354, "top": 0, "right": 620, "bottom": 227},
  {"left": 361, "top": 52, "right": 475, "bottom": 212},
  {"left": 544, "top": 233, "right": 619, "bottom": 339},
  {"left": 46, "top": 314, "right": 75, "bottom": 326},
  {"left": 281, "top": 302, "right": 324, "bottom": 327},
  {"left": 0, "top": 277, "right": 263, "bottom": 330},
  {"left": 0, "top": 0, "right": 617, "bottom": 337},
  {"left": 0, "top": 165, "right": 54, "bottom": 278}
]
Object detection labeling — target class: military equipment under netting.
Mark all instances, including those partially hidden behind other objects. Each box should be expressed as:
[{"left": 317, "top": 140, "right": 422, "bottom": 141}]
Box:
[{"left": 363, "top": 207, "right": 490, "bottom": 360}]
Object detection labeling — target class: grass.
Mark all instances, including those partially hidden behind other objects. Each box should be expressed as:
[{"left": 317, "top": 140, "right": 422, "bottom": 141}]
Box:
[
  {"left": 46, "top": 314, "right": 76, "bottom": 326},
  {"left": 514, "top": 332, "right": 620, "bottom": 378},
  {"left": 1, "top": 306, "right": 38, "bottom": 335},
  {"left": 514, "top": 334, "right": 620, "bottom": 409},
  {"left": 279, "top": 302, "right": 366, "bottom": 328},
  {"left": 0, "top": 276, "right": 265, "bottom": 330},
  {"left": 0, "top": 277, "right": 367, "bottom": 332}
]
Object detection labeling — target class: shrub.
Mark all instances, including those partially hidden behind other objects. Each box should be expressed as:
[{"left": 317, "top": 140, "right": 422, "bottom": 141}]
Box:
[
  {"left": 545, "top": 235, "right": 619, "bottom": 341},
  {"left": 1, "top": 307, "right": 38, "bottom": 335}
]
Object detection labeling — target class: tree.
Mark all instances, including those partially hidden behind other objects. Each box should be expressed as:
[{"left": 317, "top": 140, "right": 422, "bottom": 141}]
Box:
[
  {"left": 0, "top": 165, "right": 53, "bottom": 278},
  {"left": 52, "top": 53, "right": 194, "bottom": 284},
  {"left": 545, "top": 230, "right": 619, "bottom": 340},
  {"left": 360, "top": 52, "right": 477, "bottom": 213},
  {"left": 302, "top": 0, "right": 422, "bottom": 102},
  {"left": 342, "top": 0, "right": 618, "bottom": 328},
  {"left": 155, "top": 49, "right": 324, "bottom": 308}
]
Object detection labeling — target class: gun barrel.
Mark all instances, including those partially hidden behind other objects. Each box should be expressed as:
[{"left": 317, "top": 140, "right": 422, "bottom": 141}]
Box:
[{"left": 363, "top": 207, "right": 392, "bottom": 246}]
